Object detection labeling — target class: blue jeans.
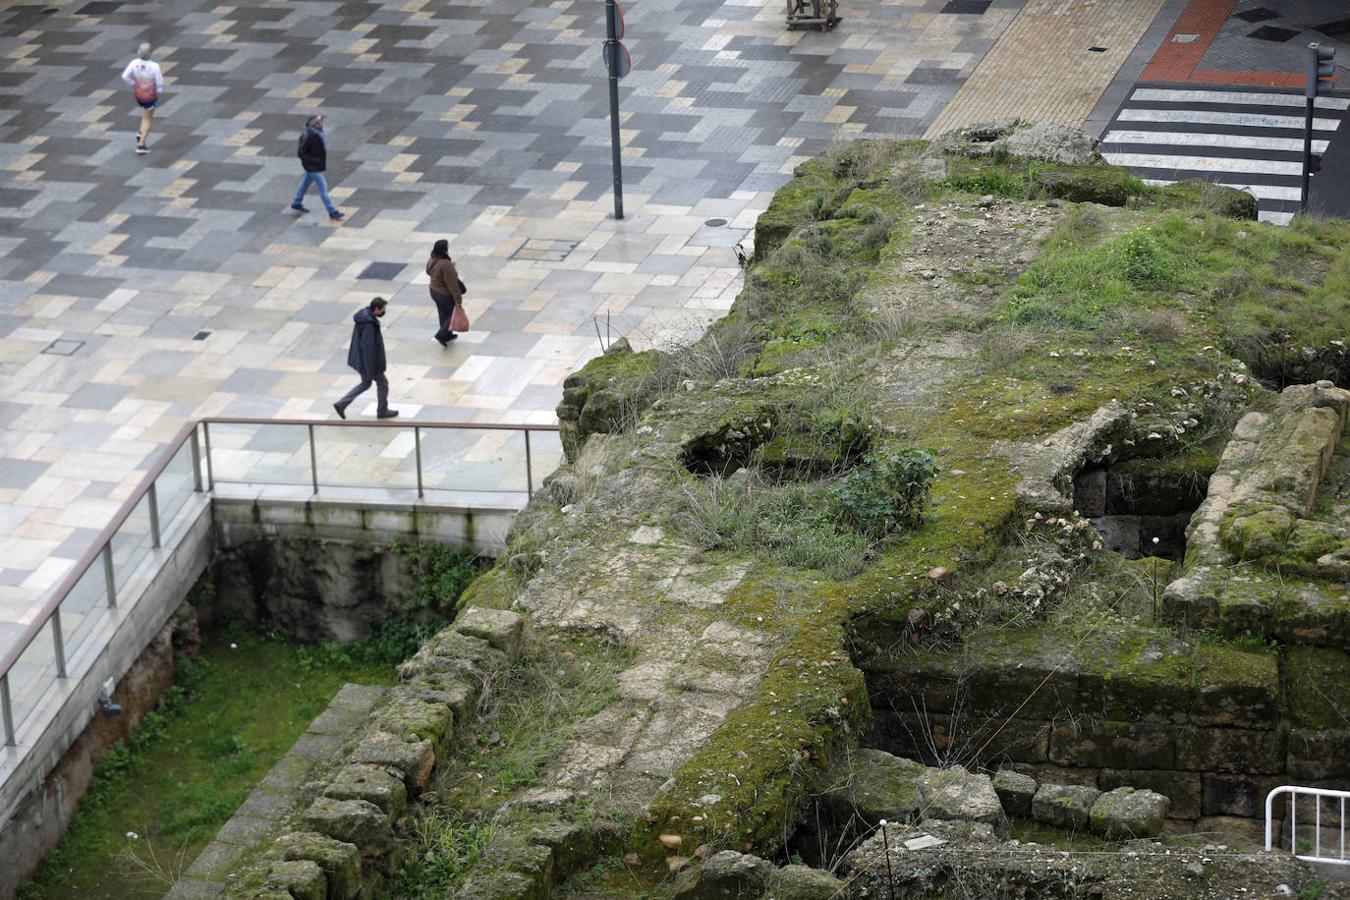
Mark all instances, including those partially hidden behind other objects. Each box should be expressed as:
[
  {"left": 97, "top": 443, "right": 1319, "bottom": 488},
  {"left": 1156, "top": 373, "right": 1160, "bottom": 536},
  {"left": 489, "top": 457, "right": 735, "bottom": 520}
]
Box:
[{"left": 293, "top": 171, "right": 337, "bottom": 214}]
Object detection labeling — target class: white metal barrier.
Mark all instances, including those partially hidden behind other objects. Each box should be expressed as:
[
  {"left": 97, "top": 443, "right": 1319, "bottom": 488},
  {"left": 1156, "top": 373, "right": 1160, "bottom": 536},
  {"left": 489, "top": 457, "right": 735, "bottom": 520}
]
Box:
[{"left": 1266, "top": 785, "right": 1350, "bottom": 865}]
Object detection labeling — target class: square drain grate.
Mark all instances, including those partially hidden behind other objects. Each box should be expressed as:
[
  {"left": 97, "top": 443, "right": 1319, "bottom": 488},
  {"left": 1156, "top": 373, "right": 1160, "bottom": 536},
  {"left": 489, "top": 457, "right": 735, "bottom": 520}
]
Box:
[
  {"left": 1234, "top": 7, "right": 1279, "bottom": 24},
  {"left": 357, "top": 261, "right": 407, "bottom": 280},
  {"left": 512, "top": 238, "right": 579, "bottom": 262},
  {"left": 1248, "top": 25, "right": 1300, "bottom": 42},
  {"left": 940, "top": 0, "right": 990, "bottom": 13},
  {"left": 43, "top": 339, "right": 84, "bottom": 356}
]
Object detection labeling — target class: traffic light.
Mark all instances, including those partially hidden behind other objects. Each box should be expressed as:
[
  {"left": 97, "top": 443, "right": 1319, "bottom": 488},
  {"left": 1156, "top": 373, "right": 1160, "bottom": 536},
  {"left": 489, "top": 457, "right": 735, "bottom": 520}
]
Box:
[{"left": 1307, "top": 42, "right": 1336, "bottom": 99}]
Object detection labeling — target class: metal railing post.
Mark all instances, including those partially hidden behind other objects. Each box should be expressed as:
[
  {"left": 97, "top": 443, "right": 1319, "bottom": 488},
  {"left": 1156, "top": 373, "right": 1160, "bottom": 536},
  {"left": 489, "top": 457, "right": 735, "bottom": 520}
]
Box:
[
  {"left": 308, "top": 424, "right": 319, "bottom": 495},
  {"left": 203, "top": 421, "right": 215, "bottom": 491},
  {"left": 102, "top": 544, "right": 117, "bottom": 609},
  {"left": 524, "top": 429, "right": 534, "bottom": 496},
  {"left": 415, "top": 427, "right": 424, "bottom": 499},
  {"left": 190, "top": 426, "right": 204, "bottom": 492},
  {"left": 148, "top": 482, "right": 161, "bottom": 549},
  {"left": 51, "top": 610, "right": 67, "bottom": 678},
  {"left": 1, "top": 674, "right": 13, "bottom": 746}
]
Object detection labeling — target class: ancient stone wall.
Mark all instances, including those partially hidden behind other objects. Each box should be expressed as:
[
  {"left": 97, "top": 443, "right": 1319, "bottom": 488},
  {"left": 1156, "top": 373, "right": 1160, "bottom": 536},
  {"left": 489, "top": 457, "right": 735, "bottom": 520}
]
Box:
[{"left": 0, "top": 602, "right": 199, "bottom": 900}]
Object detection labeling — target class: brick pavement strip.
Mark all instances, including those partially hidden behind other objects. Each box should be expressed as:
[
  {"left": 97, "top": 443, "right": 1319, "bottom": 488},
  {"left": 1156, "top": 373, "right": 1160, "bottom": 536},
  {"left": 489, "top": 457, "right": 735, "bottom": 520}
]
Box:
[{"left": 925, "top": 0, "right": 1167, "bottom": 137}]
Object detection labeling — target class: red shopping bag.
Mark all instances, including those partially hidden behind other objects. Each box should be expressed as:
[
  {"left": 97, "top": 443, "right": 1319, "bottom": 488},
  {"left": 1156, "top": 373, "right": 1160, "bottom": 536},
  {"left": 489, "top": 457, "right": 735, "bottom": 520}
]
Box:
[{"left": 450, "top": 304, "right": 470, "bottom": 333}]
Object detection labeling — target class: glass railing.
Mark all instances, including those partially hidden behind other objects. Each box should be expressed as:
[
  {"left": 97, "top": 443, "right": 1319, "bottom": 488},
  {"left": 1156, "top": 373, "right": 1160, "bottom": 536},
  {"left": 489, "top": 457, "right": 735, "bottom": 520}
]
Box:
[{"left": 0, "top": 417, "right": 560, "bottom": 749}]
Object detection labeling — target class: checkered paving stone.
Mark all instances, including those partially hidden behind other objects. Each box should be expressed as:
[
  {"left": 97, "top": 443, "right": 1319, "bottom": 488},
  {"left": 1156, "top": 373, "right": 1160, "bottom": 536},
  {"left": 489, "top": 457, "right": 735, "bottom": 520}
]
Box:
[
  {"left": 0, "top": 0, "right": 1023, "bottom": 661},
  {"left": 1142, "top": 0, "right": 1349, "bottom": 87}
]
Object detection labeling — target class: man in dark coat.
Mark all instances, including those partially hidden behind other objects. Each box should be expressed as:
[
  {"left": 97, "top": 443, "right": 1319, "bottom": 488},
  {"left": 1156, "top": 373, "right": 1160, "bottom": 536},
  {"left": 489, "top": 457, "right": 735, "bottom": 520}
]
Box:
[
  {"left": 291, "top": 114, "right": 344, "bottom": 221},
  {"left": 334, "top": 297, "right": 398, "bottom": 419}
]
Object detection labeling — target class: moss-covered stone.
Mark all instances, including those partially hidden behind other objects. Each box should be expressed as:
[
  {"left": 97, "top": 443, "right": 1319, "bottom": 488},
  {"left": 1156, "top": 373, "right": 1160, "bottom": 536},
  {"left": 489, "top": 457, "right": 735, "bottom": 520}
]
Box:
[
  {"left": 1089, "top": 787, "right": 1168, "bottom": 839},
  {"left": 263, "top": 860, "right": 325, "bottom": 900},
  {"left": 300, "top": 797, "right": 391, "bottom": 852},
  {"left": 1030, "top": 164, "right": 1140, "bottom": 206},
  {"left": 401, "top": 670, "right": 478, "bottom": 727},
  {"left": 816, "top": 747, "right": 927, "bottom": 826},
  {"left": 322, "top": 764, "right": 408, "bottom": 815},
  {"left": 993, "top": 769, "right": 1037, "bottom": 819},
  {"left": 455, "top": 606, "right": 525, "bottom": 660},
  {"left": 1283, "top": 646, "right": 1350, "bottom": 731},
  {"left": 766, "top": 864, "right": 846, "bottom": 900},
  {"left": 1031, "top": 784, "right": 1099, "bottom": 831},
  {"left": 374, "top": 696, "right": 453, "bottom": 753},
  {"left": 556, "top": 337, "right": 666, "bottom": 459},
  {"left": 272, "top": 832, "right": 361, "bottom": 900},
  {"left": 348, "top": 731, "right": 435, "bottom": 790},
  {"left": 1154, "top": 180, "right": 1258, "bottom": 220},
  {"left": 1220, "top": 501, "right": 1296, "bottom": 564}
]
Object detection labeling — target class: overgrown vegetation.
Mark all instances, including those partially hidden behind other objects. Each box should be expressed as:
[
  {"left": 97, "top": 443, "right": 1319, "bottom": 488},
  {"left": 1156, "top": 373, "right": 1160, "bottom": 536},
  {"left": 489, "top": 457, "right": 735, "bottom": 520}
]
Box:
[
  {"left": 386, "top": 634, "right": 633, "bottom": 898},
  {"left": 19, "top": 628, "right": 404, "bottom": 900},
  {"left": 389, "top": 540, "right": 482, "bottom": 613}
]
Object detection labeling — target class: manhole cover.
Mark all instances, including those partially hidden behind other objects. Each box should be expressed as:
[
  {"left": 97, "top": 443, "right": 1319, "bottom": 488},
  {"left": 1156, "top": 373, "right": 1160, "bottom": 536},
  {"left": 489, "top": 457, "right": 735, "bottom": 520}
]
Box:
[
  {"left": 357, "top": 261, "right": 407, "bottom": 280},
  {"left": 43, "top": 339, "right": 84, "bottom": 356},
  {"left": 511, "top": 238, "right": 578, "bottom": 262},
  {"left": 704, "top": 218, "right": 728, "bottom": 227}
]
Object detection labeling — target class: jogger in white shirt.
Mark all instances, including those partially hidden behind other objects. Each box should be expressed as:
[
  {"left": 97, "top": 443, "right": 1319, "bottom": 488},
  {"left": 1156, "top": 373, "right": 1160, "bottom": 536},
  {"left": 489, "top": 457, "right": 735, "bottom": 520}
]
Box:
[{"left": 120, "top": 43, "right": 164, "bottom": 155}]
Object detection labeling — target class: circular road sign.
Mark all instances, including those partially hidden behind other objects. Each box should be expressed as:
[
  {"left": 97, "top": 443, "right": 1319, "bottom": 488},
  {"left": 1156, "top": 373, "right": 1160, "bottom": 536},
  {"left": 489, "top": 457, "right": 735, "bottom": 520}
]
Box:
[{"left": 603, "top": 40, "right": 632, "bottom": 79}]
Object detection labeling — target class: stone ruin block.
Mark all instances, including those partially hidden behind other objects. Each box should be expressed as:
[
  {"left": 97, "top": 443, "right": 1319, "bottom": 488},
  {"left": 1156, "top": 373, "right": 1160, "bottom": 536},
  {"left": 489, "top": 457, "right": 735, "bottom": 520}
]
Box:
[
  {"left": 455, "top": 606, "right": 525, "bottom": 661},
  {"left": 272, "top": 831, "right": 362, "bottom": 900},
  {"left": 299, "top": 797, "right": 391, "bottom": 854},
  {"left": 992, "top": 769, "right": 1036, "bottom": 819},
  {"left": 1089, "top": 786, "right": 1169, "bottom": 839},
  {"left": 322, "top": 764, "right": 408, "bottom": 816},
  {"left": 348, "top": 730, "right": 435, "bottom": 791},
  {"left": 1031, "top": 783, "right": 1100, "bottom": 831}
]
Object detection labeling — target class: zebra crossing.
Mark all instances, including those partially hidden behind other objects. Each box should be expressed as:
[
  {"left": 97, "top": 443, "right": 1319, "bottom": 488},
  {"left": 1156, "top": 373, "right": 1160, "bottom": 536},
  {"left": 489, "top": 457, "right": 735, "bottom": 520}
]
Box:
[{"left": 1101, "top": 87, "right": 1350, "bottom": 225}]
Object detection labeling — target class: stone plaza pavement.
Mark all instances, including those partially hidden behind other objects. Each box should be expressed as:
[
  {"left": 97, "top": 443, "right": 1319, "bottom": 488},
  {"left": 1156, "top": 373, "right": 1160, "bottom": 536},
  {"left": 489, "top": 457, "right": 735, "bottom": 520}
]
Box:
[{"left": 0, "top": 0, "right": 1030, "bottom": 658}]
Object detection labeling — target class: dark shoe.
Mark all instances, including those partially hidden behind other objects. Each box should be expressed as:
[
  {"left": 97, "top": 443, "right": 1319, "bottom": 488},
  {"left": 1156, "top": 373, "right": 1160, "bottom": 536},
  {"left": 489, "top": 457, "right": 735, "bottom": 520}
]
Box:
[
  {"left": 377, "top": 409, "right": 399, "bottom": 419},
  {"left": 291, "top": 203, "right": 309, "bottom": 213},
  {"left": 333, "top": 402, "right": 347, "bottom": 420},
  {"left": 435, "top": 336, "right": 448, "bottom": 347},
  {"left": 446, "top": 332, "right": 457, "bottom": 340},
  {"left": 136, "top": 145, "right": 149, "bottom": 155},
  {"left": 329, "top": 211, "right": 344, "bottom": 221}
]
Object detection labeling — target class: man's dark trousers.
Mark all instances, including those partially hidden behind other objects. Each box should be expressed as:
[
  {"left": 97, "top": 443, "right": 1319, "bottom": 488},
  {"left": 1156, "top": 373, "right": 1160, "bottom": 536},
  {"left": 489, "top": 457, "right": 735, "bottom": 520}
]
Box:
[{"left": 336, "top": 373, "right": 388, "bottom": 411}]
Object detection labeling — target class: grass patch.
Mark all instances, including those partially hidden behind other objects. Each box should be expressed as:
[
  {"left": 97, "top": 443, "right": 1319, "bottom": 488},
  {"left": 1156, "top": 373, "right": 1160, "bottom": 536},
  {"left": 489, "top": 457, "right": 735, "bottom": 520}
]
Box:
[
  {"left": 18, "top": 624, "right": 417, "bottom": 900},
  {"left": 387, "top": 634, "right": 633, "bottom": 897}
]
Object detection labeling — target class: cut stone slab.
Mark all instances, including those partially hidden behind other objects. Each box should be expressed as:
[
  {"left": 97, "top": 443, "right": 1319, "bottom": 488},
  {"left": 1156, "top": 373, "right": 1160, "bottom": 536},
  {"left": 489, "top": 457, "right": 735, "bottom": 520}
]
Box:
[
  {"left": 402, "top": 671, "right": 479, "bottom": 725},
  {"left": 767, "top": 863, "right": 847, "bottom": 900},
  {"left": 1032, "top": 783, "right": 1101, "bottom": 831},
  {"left": 273, "top": 831, "right": 361, "bottom": 900},
  {"left": 919, "top": 767, "right": 1009, "bottom": 837},
  {"left": 264, "top": 859, "right": 325, "bottom": 900},
  {"left": 322, "top": 764, "right": 408, "bottom": 815},
  {"left": 1090, "top": 786, "right": 1169, "bottom": 839},
  {"left": 993, "top": 769, "right": 1037, "bottom": 819},
  {"left": 674, "top": 850, "right": 773, "bottom": 899},
  {"left": 374, "top": 695, "right": 453, "bottom": 753},
  {"left": 455, "top": 606, "right": 525, "bottom": 660},
  {"left": 300, "top": 797, "right": 391, "bottom": 852},
  {"left": 349, "top": 731, "right": 435, "bottom": 790},
  {"left": 818, "top": 747, "right": 927, "bottom": 826}
]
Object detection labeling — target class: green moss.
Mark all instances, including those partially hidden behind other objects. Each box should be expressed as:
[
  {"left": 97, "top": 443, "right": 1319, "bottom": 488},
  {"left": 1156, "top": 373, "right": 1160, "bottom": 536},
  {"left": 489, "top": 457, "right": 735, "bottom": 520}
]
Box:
[
  {"left": 19, "top": 632, "right": 398, "bottom": 900},
  {"left": 1283, "top": 647, "right": 1350, "bottom": 731},
  {"left": 1151, "top": 180, "right": 1258, "bottom": 220},
  {"left": 457, "top": 566, "right": 518, "bottom": 613}
]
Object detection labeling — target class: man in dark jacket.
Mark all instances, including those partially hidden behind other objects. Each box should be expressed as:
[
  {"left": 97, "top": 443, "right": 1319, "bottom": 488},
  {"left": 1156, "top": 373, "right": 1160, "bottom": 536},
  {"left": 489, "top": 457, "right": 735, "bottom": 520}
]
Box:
[
  {"left": 334, "top": 298, "right": 398, "bottom": 419},
  {"left": 291, "top": 114, "right": 344, "bottom": 221}
]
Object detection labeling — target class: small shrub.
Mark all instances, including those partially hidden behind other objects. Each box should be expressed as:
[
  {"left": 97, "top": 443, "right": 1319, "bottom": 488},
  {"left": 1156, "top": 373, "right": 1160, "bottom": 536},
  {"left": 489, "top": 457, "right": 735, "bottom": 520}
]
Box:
[
  {"left": 1139, "top": 308, "right": 1187, "bottom": 343},
  {"left": 1115, "top": 227, "right": 1172, "bottom": 287},
  {"left": 834, "top": 449, "right": 938, "bottom": 539}
]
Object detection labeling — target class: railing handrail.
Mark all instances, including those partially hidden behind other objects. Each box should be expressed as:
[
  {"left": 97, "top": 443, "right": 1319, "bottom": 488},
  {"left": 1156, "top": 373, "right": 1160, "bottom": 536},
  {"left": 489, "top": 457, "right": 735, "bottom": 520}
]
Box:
[
  {"left": 1266, "top": 784, "right": 1350, "bottom": 865},
  {"left": 0, "top": 416, "right": 562, "bottom": 728}
]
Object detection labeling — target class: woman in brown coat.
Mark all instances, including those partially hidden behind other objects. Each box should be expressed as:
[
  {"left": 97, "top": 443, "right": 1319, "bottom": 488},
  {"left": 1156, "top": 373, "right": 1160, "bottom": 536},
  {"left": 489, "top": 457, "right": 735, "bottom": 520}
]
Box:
[{"left": 426, "top": 239, "right": 462, "bottom": 345}]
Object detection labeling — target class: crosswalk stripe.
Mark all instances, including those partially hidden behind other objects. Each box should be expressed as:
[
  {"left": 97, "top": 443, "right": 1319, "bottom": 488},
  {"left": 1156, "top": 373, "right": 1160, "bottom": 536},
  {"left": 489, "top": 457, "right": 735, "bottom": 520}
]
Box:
[
  {"left": 1130, "top": 88, "right": 1350, "bottom": 110},
  {"left": 1103, "top": 130, "right": 1329, "bottom": 154},
  {"left": 1117, "top": 108, "right": 1342, "bottom": 131},
  {"left": 1101, "top": 87, "right": 1348, "bottom": 226},
  {"left": 1103, "top": 151, "right": 1305, "bottom": 177}
]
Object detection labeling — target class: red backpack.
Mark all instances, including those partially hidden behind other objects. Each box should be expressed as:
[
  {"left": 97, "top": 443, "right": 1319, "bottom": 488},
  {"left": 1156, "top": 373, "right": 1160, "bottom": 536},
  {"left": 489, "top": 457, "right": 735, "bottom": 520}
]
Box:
[{"left": 132, "top": 67, "right": 157, "bottom": 104}]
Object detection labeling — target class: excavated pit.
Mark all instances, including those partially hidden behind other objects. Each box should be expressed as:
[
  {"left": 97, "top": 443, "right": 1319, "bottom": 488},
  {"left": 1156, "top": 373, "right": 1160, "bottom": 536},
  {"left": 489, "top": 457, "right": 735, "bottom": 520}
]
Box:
[{"left": 1072, "top": 457, "right": 1208, "bottom": 561}]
